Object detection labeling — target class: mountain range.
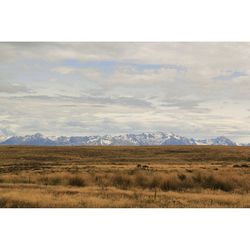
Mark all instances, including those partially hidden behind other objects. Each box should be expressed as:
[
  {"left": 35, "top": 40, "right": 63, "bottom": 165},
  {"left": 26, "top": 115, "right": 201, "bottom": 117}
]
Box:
[{"left": 0, "top": 132, "right": 248, "bottom": 146}]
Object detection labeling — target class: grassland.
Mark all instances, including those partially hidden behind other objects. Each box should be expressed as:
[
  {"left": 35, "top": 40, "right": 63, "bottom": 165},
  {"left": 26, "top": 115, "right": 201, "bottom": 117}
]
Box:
[{"left": 0, "top": 145, "right": 250, "bottom": 208}]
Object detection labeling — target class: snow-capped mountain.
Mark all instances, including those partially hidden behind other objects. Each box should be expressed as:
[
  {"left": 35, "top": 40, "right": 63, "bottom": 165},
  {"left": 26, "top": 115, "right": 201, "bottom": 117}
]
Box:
[
  {"left": 196, "top": 136, "right": 237, "bottom": 146},
  {"left": 0, "top": 132, "right": 245, "bottom": 146},
  {"left": 1, "top": 133, "right": 56, "bottom": 146}
]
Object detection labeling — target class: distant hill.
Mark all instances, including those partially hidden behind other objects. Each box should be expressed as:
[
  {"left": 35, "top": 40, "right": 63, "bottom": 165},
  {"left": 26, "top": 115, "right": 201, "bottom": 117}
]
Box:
[{"left": 0, "top": 132, "right": 242, "bottom": 146}]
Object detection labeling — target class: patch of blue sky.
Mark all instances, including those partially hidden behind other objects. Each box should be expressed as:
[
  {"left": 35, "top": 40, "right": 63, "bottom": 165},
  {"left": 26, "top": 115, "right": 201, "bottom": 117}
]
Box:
[
  {"left": 214, "top": 70, "right": 247, "bottom": 81},
  {"left": 62, "top": 59, "right": 119, "bottom": 75},
  {"left": 0, "top": 59, "right": 55, "bottom": 86},
  {"left": 61, "top": 59, "right": 186, "bottom": 74},
  {"left": 131, "top": 63, "right": 186, "bottom": 72}
]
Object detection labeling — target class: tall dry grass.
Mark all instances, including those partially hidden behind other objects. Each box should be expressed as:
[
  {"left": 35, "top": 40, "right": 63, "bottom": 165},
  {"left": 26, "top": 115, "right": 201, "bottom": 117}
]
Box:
[
  {"left": 1, "top": 168, "right": 249, "bottom": 193},
  {"left": 1, "top": 145, "right": 250, "bottom": 207}
]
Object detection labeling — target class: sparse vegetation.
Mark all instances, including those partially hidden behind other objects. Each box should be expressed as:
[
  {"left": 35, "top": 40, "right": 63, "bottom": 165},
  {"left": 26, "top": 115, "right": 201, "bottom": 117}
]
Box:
[
  {"left": 0, "top": 145, "right": 250, "bottom": 207},
  {"left": 68, "top": 176, "right": 86, "bottom": 187}
]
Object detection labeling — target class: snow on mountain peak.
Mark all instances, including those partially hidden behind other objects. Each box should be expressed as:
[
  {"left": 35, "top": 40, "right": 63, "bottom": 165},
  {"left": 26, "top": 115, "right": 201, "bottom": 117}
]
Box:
[{"left": 0, "top": 132, "right": 244, "bottom": 146}]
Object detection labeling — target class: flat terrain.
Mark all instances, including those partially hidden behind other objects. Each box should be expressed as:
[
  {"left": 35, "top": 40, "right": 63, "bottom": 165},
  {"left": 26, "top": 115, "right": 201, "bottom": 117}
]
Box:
[{"left": 0, "top": 145, "right": 250, "bottom": 208}]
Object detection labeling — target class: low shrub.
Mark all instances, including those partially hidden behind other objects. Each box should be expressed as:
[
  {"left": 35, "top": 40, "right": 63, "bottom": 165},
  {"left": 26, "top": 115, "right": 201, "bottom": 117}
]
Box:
[
  {"left": 49, "top": 177, "right": 62, "bottom": 186},
  {"left": 148, "top": 176, "right": 160, "bottom": 189},
  {"left": 112, "top": 174, "right": 131, "bottom": 189},
  {"left": 160, "top": 176, "right": 181, "bottom": 191},
  {"left": 205, "top": 175, "right": 234, "bottom": 192},
  {"left": 134, "top": 173, "right": 150, "bottom": 189},
  {"left": 192, "top": 172, "right": 234, "bottom": 192},
  {"left": 68, "top": 176, "right": 86, "bottom": 187},
  {"left": 178, "top": 174, "right": 187, "bottom": 181}
]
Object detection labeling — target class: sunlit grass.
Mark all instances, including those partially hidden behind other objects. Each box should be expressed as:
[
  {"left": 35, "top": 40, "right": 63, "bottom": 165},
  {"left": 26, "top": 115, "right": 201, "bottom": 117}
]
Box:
[{"left": 0, "top": 145, "right": 250, "bottom": 207}]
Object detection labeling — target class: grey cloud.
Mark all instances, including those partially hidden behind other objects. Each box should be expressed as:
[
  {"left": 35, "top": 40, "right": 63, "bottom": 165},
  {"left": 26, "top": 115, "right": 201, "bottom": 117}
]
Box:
[
  {"left": 64, "top": 117, "right": 133, "bottom": 135},
  {"left": 66, "top": 121, "right": 86, "bottom": 127},
  {"left": 10, "top": 94, "right": 153, "bottom": 108},
  {"left": 0, "top": 83, "right": 30, "bottom": 93},
  {"left": 160, "top": 99, "right": 210, "bottom": 113},
  {"left": 0, "top": 127, "right": 15, "bottom": 136}
]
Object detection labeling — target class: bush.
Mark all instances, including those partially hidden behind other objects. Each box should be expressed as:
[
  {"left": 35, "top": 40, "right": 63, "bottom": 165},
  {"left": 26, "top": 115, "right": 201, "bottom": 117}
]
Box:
[
  {"left": 134, "top": 173, "right": 150, "bottom": 189},
  {"left": 148, "top": 177, "right": 160, "bottom": 189},
  {"left": 192, "top": 172, "right": 234, "bottom": 192},
  {"left": 40, "top": 176, "right": 49, "bottom": 185},
  {"left": 112, "top": 174, "right": 131, "bottom": 189},
  {"left": 160, "top": 177, "right": 180, "bottom": 191},
  {"left": 68, "top": 176, "right": 86, "bottom": 187},
  {"left": 178, "top": 174, "right": 187, "bottom": 181},
  {"left": 49, "top": 177, "right": 62, "bottom": 186},
  {"left": 203, "top": 175, "right": 234, "bottom": 192}
]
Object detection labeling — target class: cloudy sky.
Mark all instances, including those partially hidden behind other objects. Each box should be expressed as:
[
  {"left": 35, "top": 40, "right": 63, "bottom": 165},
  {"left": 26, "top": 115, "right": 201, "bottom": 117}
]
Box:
[{"left": 0, "top": 42, "right": 250, "bottom": 142}]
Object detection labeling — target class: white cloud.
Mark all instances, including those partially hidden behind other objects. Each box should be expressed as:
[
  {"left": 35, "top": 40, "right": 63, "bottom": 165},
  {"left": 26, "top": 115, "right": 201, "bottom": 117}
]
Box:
[{"left": 0, "top": 42, "right": 250, "bottom": 142}]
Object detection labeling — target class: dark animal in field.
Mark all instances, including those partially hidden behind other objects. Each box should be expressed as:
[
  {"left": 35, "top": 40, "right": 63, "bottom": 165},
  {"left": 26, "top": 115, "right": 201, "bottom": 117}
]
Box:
[
  {"left": 142, "top": 165, "right": 150, "bottom": 170},
  {"left": 136, "top": 164, "right": 150, "bottom": 171},
  {"left": 233, "top": 164, "right": 250, "bottom": 168}
]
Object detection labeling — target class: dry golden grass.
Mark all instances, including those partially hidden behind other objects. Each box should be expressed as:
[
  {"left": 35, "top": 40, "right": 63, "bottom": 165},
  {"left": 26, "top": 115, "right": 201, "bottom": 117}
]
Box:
[{"left": 0, "top": 145, "right": 250, "bottom": 207}]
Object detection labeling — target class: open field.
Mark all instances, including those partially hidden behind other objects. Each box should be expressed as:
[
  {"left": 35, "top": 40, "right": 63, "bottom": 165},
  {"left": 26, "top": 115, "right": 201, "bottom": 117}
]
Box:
[{"left": 0, "top": 145, "right": 250, "bottom": 208}]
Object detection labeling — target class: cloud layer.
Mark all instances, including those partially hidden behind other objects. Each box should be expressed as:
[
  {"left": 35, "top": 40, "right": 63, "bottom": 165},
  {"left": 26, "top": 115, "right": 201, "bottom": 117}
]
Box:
[{"left": 0, "top": 42, "right": 250, "bottom": 142}]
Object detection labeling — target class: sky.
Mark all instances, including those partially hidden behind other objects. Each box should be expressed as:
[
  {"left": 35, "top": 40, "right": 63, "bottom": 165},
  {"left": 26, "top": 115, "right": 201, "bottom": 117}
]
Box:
[{"left": 0, "top": 42, "right": 250, "bottom": 142}]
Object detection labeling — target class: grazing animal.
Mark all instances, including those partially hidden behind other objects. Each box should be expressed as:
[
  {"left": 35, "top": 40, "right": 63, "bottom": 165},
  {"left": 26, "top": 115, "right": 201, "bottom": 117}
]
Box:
[
  {"left": 233, "top": 164, "right": 250, "bottom": 168},
  {"left": 233, "top": 164, "right": 240, "bottom": 168},
  {"left": 241, "top": 164, "right": 250, "bottom": 168},
  {"left": 136, "top": 164, "right": 150, "bottom": 171},
  {"left": 142, "top": 165, "right": 150, "bottom": 170}
]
